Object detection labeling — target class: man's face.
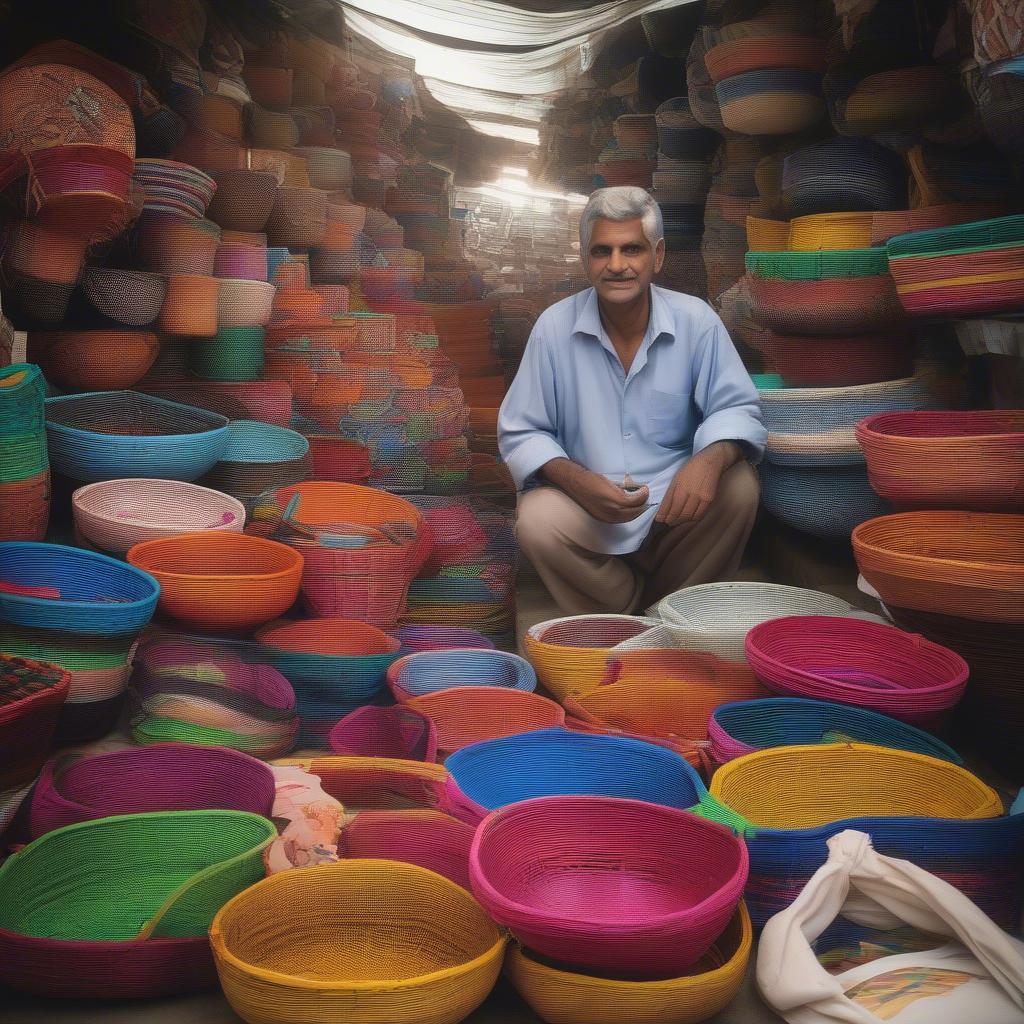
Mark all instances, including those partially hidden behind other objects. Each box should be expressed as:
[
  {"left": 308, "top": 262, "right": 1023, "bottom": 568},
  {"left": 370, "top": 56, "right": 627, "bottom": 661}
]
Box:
[{"left": 584, "top": 216, "right": 665, "bottom": 307}]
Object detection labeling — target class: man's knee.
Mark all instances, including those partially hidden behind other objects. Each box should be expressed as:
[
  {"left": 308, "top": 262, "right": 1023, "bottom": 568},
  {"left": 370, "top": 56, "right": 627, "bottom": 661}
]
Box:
[
  {"left": 715, "top": 460, "right": 760, "bottom": 515},
  {"left": 515, "top": 487, "right": 574, "bottom": 554}
]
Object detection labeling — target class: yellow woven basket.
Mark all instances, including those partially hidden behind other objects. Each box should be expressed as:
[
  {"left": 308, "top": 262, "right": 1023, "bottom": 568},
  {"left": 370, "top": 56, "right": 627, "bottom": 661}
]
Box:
[
  {"left": 746, "top": 216, "right": 791, "bottom": 251},
  {"left": 505, "top": 903, "right": 751, "bottom": 1024},
  {"left": 210, "top": 858, "right": 505, "bottom": 1024},
  {"left": 787, "top": 212, "right": 875, "bottom": 251},
  {"left": 708, "top": 742, "right": 1003, "bottom": 830}
]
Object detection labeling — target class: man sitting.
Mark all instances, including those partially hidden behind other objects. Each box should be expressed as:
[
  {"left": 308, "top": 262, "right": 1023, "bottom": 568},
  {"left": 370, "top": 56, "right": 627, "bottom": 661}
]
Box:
[{"left": 498, "top": 186, "right": 766, "bottom": 615}]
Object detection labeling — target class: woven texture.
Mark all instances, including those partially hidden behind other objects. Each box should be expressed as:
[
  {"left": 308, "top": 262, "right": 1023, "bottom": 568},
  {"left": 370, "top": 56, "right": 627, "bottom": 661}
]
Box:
[
  {"left": 28, "top": 331, "right": 160, "bottom": 391},
  {"left": 853, "top": 511, "right": 1024, "bottom": 623},
  {"left": 0, "top": 654, "right": 70, "bottom": 790},
  {"left": 744, "top": 615, "right": 968, "bottom": 725},
  {"left": 506, "top": 904, "right": 751, "bottom": 1023},
  {"left": 709, "top": 742, "right": 1023, "bottom": 926},
  {"left": 0, "top": 810, "right": 275, "bottom": 998},
  {"left": 470, "top": 795, "right": 748, "bottom": 980},
  {"left": 387, "top": 649, "right": 536, "bottom": 702},
  {"left": 210, "top": 859, "right": 504, "bottom": 1024},
  {"left": 0, "top": 364, "right": 49, "bottom": 542},
  {"left": 329, "top": 705, "right": 438, "bottom": 762}
]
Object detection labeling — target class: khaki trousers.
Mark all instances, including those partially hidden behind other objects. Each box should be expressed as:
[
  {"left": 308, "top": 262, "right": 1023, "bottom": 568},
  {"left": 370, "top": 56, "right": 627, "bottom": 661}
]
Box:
[{"left": 516, "top": 461, "right": 760, "bottom": 615}]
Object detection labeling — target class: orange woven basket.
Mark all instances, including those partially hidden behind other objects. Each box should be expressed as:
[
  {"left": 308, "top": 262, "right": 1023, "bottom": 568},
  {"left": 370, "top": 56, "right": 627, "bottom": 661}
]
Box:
[
  {"left": 852, "top": 512, "right": 1024, "bottom": 624},
  {"left": 273, "top": 755, "right": 448, "bottom": 810},
  {"left": 274, "top": 480, "right": 422, "bottom": 531},
  {"left": 158, "top": 275, "right": 221, "bottom": 336},
  {"left": 404, "top": 688, "right": 566, "bottom": 759},
  {"left": 126, "top": 532, "right": 303, "bottom": 631},
  {"left": 27, "top": 331, "right": 159, "bottom": 390}
]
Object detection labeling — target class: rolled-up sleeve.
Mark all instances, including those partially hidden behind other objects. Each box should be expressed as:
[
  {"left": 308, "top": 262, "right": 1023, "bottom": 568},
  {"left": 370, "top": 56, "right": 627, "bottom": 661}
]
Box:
[
  {"left": 691, "top": 313, "right": 767, "bottom": 462},
  {"left": 498, "top": 316, "right": 568, "bottom": 489}
]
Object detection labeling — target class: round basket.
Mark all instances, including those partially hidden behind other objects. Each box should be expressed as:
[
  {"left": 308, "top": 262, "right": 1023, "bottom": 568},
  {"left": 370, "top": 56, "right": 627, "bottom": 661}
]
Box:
[
  {"left": 394, "top": 625, "right": 497, "bottom": 652},
  {"left": 708, "top": 697, "right": 962, "bottom": 766},
  {"left": 522, "top": 615, "right": 659, "bottom": 700},
  {"left": 214, "top": 243, "right": 269, "bottom": 282},
  {"left": 82, "top": 268, "right": 167, "bottom": 326},
  {"left": 0, "top": 654, "right": 70, "bottom": 790},
  {"left": 28, "top": 744, "right": 275, "bottom": 839},
  {"left": 45, "top": 391, "right": 230, "bottom": 482},
  {"left": 387, "top": 649, "right": 536, "bottom": 703},
  {"left": 787, "top": 212, "right": 874, "bottom": 251},
  {"left": 0, "top": 541, "right": 158, "bottom": 636},
  {"left": 758, "top": 330, "right": 914, "bottom": 387},
  {"left": 856, "top": 410, "right": 1024, "bottom": 511},
  {"left": 717, "top": 71, "right": 825, "bottom": 135},
  {"left": 157, "top": 274, "right": 221, "bottom": 336},
  {"left": 404, "top": 688, "right": 565, "bottom": 759},
  {"left": 217, "top": 279, "right": 276, "bottom": 328},
  {"left": 852, "top": 511, "right": 1024, "bottom": 623},
  {"left": 266, "top": 186, "right": 327, "bottom": 247},
  {"left": 207, "top": 170, "right": 278, "bottom": 232},
  {"left": 470, "top": 795, "right": 748, "bottom": 979},
  {"left": 210, "top": 859, "right": 503, "bottom": 1024},
  {"left": 0, "top": 810, "right": 276, "bottom": 998},
  {"left": 746, "top": 216, "right": 791, "bottom": 251},
  {"left": 646, "top": 582, "right": 876, "bottom": 662},
  {"left": 709, "top": 742, "right": 1023, "bottom": 926},
  {"left": 506, "top": 903, "right": 751, "bottom": 1024},
  {"left": 27, "top": 330, "right": 159, "bottom": 391},
  {"left": 329, "top": 705, "right": 438, "bottom": 762},
  {"left": 745, "top": 247, "right": 888, "bottom": 280},
  {"left": 127, "top": 533, "right": 303, "bottom": 631},
  {"left": 748, "top": 274, "right": 907, "bottom": 334},
  {"left": 744, "top": 615, "right": 968, "bottom": 725},
  {"left": 340, "top": 809, "right": 474, "bottom": 889},
  {"left": 190, "top": 326, "right": 265, "bottom": 381},
  {"left": 72, "top": 478, "right": 244, "bottom": 554}
]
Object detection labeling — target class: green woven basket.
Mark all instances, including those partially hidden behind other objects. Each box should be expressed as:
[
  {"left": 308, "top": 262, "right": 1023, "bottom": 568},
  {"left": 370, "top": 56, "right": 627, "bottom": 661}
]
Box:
[
  {"left": 132, "top": 715, "right": 277, "bottom": 754},
  {"left": 745, "top": 248, "right": 889, "bottom": 280},
  {"left": 0, "top": 433, "right": 48, "bottom": 483},
  {"left": 0, "top": 626, "right": 135, "bottom": 671},
  {"left": 189, "top": 327, "right": 265, "bottom": 382},
  {"left": 886, "top": 214, "right": 1024, "bottom": 258},
  {"left": 0, "top": 810, "right": 276, "bottom": 941}
]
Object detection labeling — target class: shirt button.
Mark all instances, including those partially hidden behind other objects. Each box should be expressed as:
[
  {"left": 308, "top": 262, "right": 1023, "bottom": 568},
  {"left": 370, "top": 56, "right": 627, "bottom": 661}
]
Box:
[{"left": 623, "top": 432, "right": 632, "bottom": 439}]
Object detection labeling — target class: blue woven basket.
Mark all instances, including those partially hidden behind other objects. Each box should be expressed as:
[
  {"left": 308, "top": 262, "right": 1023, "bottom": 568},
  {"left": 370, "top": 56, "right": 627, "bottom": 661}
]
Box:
[
  {"left": 0, "top": 542, "right": 159, "bottom": 636},
  {"left": 219, "top": 420, "right": 310, "bottom": 463},
  {"left": 715, "top": 69, "right": 823, "bottom": 103},
  {"left": 255, "top": 645, "right": 401, "bottom": 704},
  {"left": 710, "top": 697, "right": 962, "bottom": 765},
  {"left": 760, "top": 461, "right": 892, "bottom": 538},
  {"left": 443, "top": 728, "right": 748, "bottom": 830},
  {"left": 387, "top": 649, "right": 536, "bottom": 700},
  {"left": 45, "top": 392, "right": 229, "bottom": 482}
]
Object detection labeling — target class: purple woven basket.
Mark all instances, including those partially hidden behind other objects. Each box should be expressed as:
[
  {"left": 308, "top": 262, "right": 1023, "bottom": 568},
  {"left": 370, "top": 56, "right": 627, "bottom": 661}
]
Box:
[
  {"left": 328, "top": 705, "right": 439, "bottom": 762},
  {"left": 28, "top": 743, "right": 276, "bottom": 839}
]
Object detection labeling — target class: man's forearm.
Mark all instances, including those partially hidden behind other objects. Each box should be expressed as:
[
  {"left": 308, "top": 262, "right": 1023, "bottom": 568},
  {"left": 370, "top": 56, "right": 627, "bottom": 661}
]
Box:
[
  {"left": 538, "top": 457, "right": 591, "bottom": 494},
  {"left": 695, "top": 439, "right": 744, "bottom": 471}
]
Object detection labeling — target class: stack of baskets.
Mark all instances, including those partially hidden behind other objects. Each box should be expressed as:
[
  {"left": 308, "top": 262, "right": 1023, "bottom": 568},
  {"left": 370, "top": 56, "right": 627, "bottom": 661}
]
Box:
[{"left": 0, "top": 364, "right": 49, "bottom": 543}]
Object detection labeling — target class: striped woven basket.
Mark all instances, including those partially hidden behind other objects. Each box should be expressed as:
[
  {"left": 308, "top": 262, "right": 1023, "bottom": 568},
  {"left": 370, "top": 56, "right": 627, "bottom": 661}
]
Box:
[
  {"left": 708, "top": 697, "right": 962, "bottom": 766},
  {"left": 853, "top": 512, "right": 1024, "bottom": 623},
  {"left": 0, "top": 810, "right": 276, "bottom": 998},
  {"left": 505, "top": 903, "right": 751, "bottom": 1023},
  {"left": 709, "top": 742, "right": 1024, "bottom": 926}
]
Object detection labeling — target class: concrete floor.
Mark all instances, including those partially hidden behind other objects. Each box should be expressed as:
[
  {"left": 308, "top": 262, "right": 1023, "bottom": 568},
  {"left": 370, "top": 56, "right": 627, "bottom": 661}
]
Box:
[{"left": 1, "top": 525, "right": 872, "bottom": 1024}]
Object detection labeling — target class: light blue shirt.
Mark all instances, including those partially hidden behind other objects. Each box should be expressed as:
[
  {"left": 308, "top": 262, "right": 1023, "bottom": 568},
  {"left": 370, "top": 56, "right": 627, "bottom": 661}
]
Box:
[{"left": 497, "top": 285, "right": 766, "bottom": 554}]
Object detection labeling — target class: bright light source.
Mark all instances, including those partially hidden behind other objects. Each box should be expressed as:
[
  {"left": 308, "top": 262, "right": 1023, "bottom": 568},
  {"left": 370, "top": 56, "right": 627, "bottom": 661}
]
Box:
[
  {"left": 502, "top": 166, "right": 529, "bottom": 177},
  {"left": 465, "top": 119, "right": 540, "bottom": 145}
]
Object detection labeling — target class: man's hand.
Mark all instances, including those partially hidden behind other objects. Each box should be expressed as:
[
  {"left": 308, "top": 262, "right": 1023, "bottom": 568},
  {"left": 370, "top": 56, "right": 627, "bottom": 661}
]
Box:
[
  {"left": 541, "top": 459, "right": 650, "bottom": 523},
  {"left": 655, "top": 441, "right": 743, "bottom": 526}
]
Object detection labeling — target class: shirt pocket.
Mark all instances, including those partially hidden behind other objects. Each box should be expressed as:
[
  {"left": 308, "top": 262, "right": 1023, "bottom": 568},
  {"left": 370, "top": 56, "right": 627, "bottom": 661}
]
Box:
[{"left": 646, "top": 389, "right": 688, "bottom": 447}]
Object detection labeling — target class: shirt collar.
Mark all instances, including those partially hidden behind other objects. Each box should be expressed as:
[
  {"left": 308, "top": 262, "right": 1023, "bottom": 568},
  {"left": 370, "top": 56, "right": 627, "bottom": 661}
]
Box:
[{"left": 571, "top": 285, "right": 676, "bottom": 347}]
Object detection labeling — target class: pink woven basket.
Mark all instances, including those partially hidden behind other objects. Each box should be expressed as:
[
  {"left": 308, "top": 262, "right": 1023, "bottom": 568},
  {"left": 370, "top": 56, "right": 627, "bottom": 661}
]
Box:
[
  {"left": 469, "top": 795, "right": 748, "bottom": 980},
  {"left": 744, "top": 615, "right": 968, "bottom": 726},
  {"left": 328, "top": 705, "right": 438, "bottom": 762},
  {"left": 340, "top": 809, "right": 474, "bottom": 889}
]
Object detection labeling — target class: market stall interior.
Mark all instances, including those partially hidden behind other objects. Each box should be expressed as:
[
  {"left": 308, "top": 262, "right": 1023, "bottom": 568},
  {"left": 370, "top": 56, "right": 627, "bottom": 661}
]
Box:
[{"left": 0, "top": 0, "right": 1023, "bottom": 1022}]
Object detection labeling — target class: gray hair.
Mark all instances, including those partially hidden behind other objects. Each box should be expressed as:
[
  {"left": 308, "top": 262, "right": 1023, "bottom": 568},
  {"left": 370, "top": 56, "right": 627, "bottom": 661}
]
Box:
[{"left": 579, "top": 186, "right": 664, "bottom": 255}]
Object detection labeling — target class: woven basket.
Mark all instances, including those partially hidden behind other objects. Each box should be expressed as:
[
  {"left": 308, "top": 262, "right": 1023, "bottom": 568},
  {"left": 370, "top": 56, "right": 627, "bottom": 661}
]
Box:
[
  {"left": 522, "top": 615, "right": 659, "bottom": 700},
  {"left": 210, "top": 859, "right": 503, "bottom": 1024},
  {"left": 708, "top": 697, "right": 962, "bottom": 766},
  {"left": 266, "top": 186, "right": 327, "bottom": 247},
  {"left": 217, "top": 279, "right": 276, "bottom": 328},
  {"left": 27, "top": 330, "right": 159, "bottom": 391},
  {"left": 340, "top": 809, "right": 474, "bottom": 889},
  {"left": 207, "top": 170, "right": 278, "bottom": 232},
  {"left": 870, "top": 203, "right": 1006, "bottom": 245},
  {"left": 758, "top": 330, "right": 914, "bottom": 387},
  {"left": 329, "top": 705, "right": 438, "bottom": 762},
  {"left": 705, "top": 34, "right": 825, "bottom": 80},
  {"left": 135, "top": 212, "right": 221, "bottom": 276},
  {"left": 745, "top": 615, "right": 968, "bottom": 725},
  {"left": 748, "top": 274, "right": 907, "bottom": 334},
  {"left": 470, "top": 795, "right": 748, "bottom": 980},
  {"left": 387, "top": 649, "right": 536, "bottom": 703},
  {"left": 718, "top": 73, "right": 825, "bottom": 135},
  {"left": 72, "top": 478, "right": 244, "bottom": 555},
  {"left": 45, "top": 391, "right": 229, "bottom": 482},
  {"left": 746, "top": 247, "right": 889, "bottom": 280},
  {"left": 158, "top": 273, "right": 222, "bottom": 336},
  {"left": 506, "top": 903, "right": 751, "bottom": 1024},
  {"left": 0, "top": 470, "right": 49, "bottom": 543},
  {"left": 787, "top": 212, "right": 875, "bottom": 251},
  {"left": 709, "top": 742, "right": 1023, "bottom": 926},
  {"left": 0, "top": 541, "right": 158, "bottom": 636},
  {"left": 856, "top": 410, "right": 1024, "bottom": 511},
  {"left": 0, "top": 810, "right": 276, "bottom": 998},
  {"left": 852, "top": 511, "right": 1024, "bottom": 623},
  {"left": 746, "top": 216, "right": 791, "bottom": 250},
  {"left": 82, "top": 268, "right": 166, "bottom": 326},
  {"left": 0, "top": 654, "right": 70, "bottom": 790},
  {"left": 127, "top": 532, "right": 303, "bottom": 631},
  {"left": 190, "top": 326, "right": 265, "bottom": 381},
  {"left": 394, "top": 625, "right": 496, "bottom": 652},
  {"left": 646, "top": 582, "right": 875, "bottom": 662},
  {"left": 214, "top": 243, "right": 269, "bottom": 281},
  {"left": 28, "top": 744, "right": 275, "bottom": 839}
]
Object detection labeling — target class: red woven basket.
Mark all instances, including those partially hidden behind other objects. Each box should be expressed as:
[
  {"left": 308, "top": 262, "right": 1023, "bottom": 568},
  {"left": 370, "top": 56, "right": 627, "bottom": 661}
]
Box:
[
  {"left": 328, "top": 704, "right": 438, "bottom": 762},
  {"left": 748, "top": 274, "right": 907, "bottom": 334},
  {"left": 856, "top": 410, "right": 1024, "bottom": 511},
  {"left": 744, "top": 615, "right": 968, "bottom": 726},
  {"left": 0, "top": 655, "right": 70, "bottom": 790},
  {"left": 759, "top": 330, "right": 914, "bottom": 387}
]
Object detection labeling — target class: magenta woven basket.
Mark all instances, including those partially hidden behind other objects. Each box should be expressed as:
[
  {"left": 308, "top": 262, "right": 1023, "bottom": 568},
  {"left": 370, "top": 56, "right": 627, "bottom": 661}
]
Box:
[
  {"left": 340, "top": 809, "right": 474, "bottom": 889},
  {"left": 744, "top": 615, "right": 969, "bottom": 726},
  {"left": 328, "top": 705, "right": 438, "bottom": 762},
  {"left": 28, "top": 743, "right": 277, "bottom": 839},
  {"left": 469, "top": 794, "right": 748, "bottom": 980}
]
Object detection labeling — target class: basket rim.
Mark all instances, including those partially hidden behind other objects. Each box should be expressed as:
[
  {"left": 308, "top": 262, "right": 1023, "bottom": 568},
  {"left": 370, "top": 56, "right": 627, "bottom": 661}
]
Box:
[
  {"left": 127, "top": 532, "right": 303, "bottom": 581},
  {"left": 45, "top": 391, "right": 229, "bottom": 438},
  {"left": 856, "top": 409, "right": 1024, "bottom": 443},
  {"left": 208, "top": 857, "right": 505, "bottom": 990},
  {"left": 72, "top": 479, "right": 246, "bottom": 529}
]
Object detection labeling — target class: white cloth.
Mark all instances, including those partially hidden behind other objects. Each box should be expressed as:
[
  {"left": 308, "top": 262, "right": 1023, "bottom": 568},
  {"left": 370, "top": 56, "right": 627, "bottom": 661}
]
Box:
[{"left": 757, "top": 829, "right": 1024, "bottom": 1024}]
